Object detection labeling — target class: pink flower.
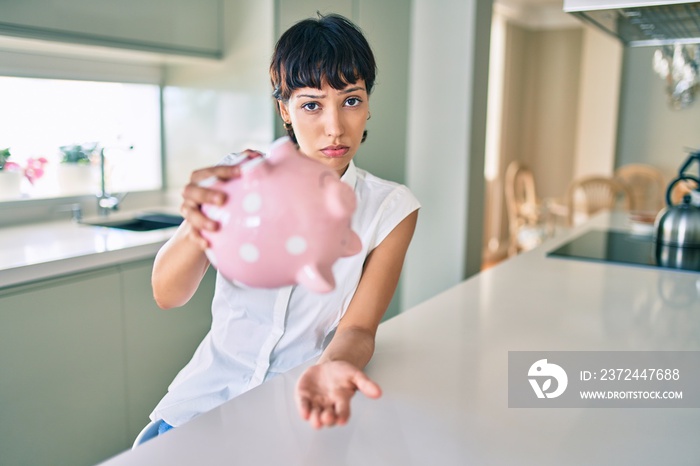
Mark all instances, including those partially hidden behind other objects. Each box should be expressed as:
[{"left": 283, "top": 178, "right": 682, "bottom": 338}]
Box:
[
  {"left": 2, "top": 158, "right": 49, "bottom": 184},
  {"left": 3, "top": 161, "right": 22, "bottom": 172},
  {"left": 24, "top": 157, "right": 48, "bottom": 184}
]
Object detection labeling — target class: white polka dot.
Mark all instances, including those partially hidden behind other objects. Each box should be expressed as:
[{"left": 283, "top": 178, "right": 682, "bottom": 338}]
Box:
[
  {"left": 205, "top": 206, "right": 230, "bottom": 225},
  {"left": 242, "top": 192, "right": 262, "bottom": 213},
  {"left": 239, "top": 243, "right": 260, "bottom": 262},
  {"left": 285, "top": 236, "right": 307, "bottom": 255}
]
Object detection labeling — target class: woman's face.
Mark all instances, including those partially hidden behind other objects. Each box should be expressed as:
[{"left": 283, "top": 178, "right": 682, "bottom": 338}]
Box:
[{"left": 279, "top": 79, "right": 369, "bottom": 177}]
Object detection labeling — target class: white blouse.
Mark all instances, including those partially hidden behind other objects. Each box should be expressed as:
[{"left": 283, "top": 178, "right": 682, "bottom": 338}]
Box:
[{"left": 151, "top": 160, "right": 421, "bottom": 427}]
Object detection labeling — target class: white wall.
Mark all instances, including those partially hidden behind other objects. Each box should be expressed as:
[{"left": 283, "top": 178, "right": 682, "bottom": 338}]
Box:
[
  {"left": 403, "top": 0, "right": 492, "bottom": 308},
  {"left": 616, "top": 46, "right": 700, "bottom": 180},
  {"left": 163, "top": 0, "right": 276, "bottom": 189}
]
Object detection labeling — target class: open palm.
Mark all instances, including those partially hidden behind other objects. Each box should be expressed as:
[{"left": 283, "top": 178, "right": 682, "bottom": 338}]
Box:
[{"left": 295, "top": 360, "right": 382, "bottom": 429}]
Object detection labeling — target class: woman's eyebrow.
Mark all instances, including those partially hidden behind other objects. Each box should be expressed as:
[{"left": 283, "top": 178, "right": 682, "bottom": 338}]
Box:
[
  {"left": 340, "top": 86, "right": 365, "bottom": 94},
  {"left": 297, "top": 87, "right": 366, "bottom": 99},
  {"left": 297, "top": 92, "right": 325, "bottom": 99}
]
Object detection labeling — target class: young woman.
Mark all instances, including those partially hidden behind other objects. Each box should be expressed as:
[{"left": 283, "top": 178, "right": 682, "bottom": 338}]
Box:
[{"left": 146, "top": 13, "right": 420, "bottom": 436}]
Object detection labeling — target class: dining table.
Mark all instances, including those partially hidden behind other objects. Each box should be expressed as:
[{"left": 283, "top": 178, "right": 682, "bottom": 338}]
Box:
[{"left": 97, "top": 212, "right": 700, "bottom": 466}]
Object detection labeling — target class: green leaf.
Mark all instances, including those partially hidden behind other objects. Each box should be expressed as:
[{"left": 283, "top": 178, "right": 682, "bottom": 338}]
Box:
[{"left": 0, "top": 147, "right": 11, "bottom": 171}]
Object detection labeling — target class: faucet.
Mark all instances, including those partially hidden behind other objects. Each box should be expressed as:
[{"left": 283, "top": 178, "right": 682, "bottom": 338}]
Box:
[
  {"left": 97, "top": 144, "right": 133, "bottom": 216},
  {"left": 57, "top": 203, "right": 83, "bottom": 222}
]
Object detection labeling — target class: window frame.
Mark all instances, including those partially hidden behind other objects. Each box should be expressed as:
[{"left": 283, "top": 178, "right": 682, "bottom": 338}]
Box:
[{"left": 0, "top": 42, "right": 169, "bottom": 228}]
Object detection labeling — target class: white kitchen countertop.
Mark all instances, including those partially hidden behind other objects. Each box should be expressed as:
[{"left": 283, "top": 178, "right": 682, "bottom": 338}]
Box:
[
  {"left": 0, "top": 209, "right": 178, "bottom": 289},
  {"left": 96, "top": 212, "right": 700, "bottom": 466}
]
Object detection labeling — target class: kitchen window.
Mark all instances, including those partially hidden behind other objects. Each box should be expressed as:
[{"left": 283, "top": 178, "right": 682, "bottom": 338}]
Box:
[{"left": 0, "top": 76, "right": 162, "bottom": 202}]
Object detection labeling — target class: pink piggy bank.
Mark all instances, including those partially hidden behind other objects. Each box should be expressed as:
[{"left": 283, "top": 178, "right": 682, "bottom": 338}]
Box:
[{"left": 201, "top": 137, "right": 362, "bottom": 293}]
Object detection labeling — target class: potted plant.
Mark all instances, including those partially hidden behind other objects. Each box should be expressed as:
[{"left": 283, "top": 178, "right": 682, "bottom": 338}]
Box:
[
  {"left": 59, "top": 143, "right": 97, "bottom": 165},
  {"left": 57, "top": 143, "right": 99, "bottom": 195},
  {"left": 0, "top": 148, "right": 23, "bottom": 200}
]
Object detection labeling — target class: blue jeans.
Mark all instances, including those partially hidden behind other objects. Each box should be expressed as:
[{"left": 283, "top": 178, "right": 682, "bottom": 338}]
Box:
[{"left": 158, "top": 420, "right": 174, "bottom": 435}]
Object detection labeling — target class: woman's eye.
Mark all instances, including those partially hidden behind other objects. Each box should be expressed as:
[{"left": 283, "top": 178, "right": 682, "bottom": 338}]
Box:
[
  {"left": 345, "top": 97, "right": 361, "bottom": 107},
  {"left": 302, "top": 102, "right": 319, "bottom": 111}
]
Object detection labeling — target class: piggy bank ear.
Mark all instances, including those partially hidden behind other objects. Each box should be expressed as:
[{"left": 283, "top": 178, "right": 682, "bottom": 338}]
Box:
[
  {"left": 266, "top": 136, "right": 294, "bottom": 164},
  {"left": 296, "top": 264, "right": 336, "bottom": 294}
]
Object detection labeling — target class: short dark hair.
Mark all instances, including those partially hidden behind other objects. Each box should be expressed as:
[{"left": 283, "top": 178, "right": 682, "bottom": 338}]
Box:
[{"left": 270, "top": 13, "right": 376, "bottom": 143}]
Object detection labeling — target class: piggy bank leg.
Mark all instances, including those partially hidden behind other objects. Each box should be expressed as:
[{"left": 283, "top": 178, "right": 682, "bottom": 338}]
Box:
[{"left": 296, "top": 264, "right": 336, "bottom": 294}]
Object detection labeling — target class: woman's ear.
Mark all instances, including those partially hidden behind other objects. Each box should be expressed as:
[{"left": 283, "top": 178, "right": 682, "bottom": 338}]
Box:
[{"left": 278, "top": 100, "right": 291, "bottom": 124}]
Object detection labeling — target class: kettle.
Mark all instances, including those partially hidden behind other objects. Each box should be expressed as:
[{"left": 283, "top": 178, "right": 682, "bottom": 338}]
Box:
[
  {"left": 654, "top": 152, "right": 700, "bottom": 271},
  {"left": 654, "top": 175, "right": 700, "bottom": 248}
]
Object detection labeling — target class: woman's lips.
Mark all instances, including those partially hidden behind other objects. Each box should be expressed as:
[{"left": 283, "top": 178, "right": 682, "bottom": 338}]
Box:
[{"left": 321, "top": 145, "right": 349, "bottom": 158}]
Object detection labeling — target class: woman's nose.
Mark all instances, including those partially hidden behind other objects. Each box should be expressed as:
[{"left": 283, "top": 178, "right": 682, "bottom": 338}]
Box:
[{"left": 324, "top": 108, "right": 344, "bottom": 137}]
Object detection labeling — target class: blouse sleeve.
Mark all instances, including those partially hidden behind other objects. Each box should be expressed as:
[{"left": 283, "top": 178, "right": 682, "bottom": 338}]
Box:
[{"left": 368, "top": 184, "right": 421, "bottom": 251}]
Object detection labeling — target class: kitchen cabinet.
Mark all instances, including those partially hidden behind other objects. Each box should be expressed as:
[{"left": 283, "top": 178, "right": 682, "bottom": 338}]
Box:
[
  {"left": 0, "top": 0, "right": 223, "bottom": 59},
  {"left": 121, "top": 259, "right": 214, "bottom": 441},
  {"left": 0, "top": 260, "right": 215, "bottom": 466},
  {"left": 0, "top": 267, "right": 127, "bottom": 466}
]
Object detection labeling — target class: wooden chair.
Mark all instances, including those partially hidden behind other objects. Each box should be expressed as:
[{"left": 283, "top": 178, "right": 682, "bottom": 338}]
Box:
[
  {"left": 614, "top": 164, "right": 666, "bottom": 213},
  {"left": 670, "top": 178, "right": 698, "bottom": 205},
  {"left": 505, "top": 161, "right": 547, "bottom": 255},
  {"left": 566, "top": 176, "right": 632, "bottom": 227}
]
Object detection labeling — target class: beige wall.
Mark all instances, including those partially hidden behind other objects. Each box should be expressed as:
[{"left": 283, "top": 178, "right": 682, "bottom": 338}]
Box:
[
  {"left": 573, "top": 25, "right": 622, "bottom": 179},
  {"left": 490, "top": 4, "right": 623, "bottom": 203},
  {"left": 487, "top": 19, "right": 585, "bottom": 203},
  {"left": 483, "top": 18, "right": 586, "bottom": 255},
  {"left": 521, "top": 27, "right": 582, "bottom": 199},
  {"left": 499, "top": 23, "right": 530, "bottom": 179}
]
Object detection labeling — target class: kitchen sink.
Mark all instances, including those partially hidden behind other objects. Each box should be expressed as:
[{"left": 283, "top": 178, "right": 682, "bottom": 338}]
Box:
[{"left": 85, "top": 213, "right": 184, "bottom": 231}]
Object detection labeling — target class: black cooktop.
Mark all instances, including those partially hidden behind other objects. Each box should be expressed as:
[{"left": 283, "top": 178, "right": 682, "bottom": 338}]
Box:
[{"left": 547, "top": 229, "right": 700, "bottom": 273}]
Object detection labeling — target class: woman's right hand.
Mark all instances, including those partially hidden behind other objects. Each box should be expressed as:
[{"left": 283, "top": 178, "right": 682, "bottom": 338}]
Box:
[
  {"left": 179, "top": 150, "right": 262, "bottom": 250},
  {"left": 180, "top": 165, "right": 236, "bottom": 249}
]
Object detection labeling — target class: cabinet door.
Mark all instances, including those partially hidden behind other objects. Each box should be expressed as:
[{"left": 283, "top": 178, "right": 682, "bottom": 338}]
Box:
[
  {"left": 120, "top": 260, "right": 214, "bottom": 441},
  {"left": 0, "top": 0, "right": 222, "bottom": 58},
  {"left": 0, "top": 268, "right": 127, "bottom": 466}
]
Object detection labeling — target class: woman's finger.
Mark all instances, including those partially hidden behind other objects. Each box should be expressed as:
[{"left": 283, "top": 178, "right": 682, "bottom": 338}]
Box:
[
  {"left": 334, "top": 397, "right": 351, "bottom": 425},
  {"left": 240, "top": 149, "right": 264, "bottom": 160},
  {"left": 182, "top": 165, "right": 242, "bottom": 216},
  {"left": 180, "top": 200, "right": 218, "bottom": 232},
  {"left": 189, "top": 164, "right": 241, "bottom": 184},
  {"left": 352, "top": 372, "right": 382, "bottom": 399},
  {"left": 320, "top": 405, "right": 337, "bottom": 427},
  {"left": 296, "top": 396, "right": 312, "bottom": 421},
  {"left": 181, "top": 183, "right": 226, "bottom": 209},
  {"left": 309, "top": 405, "right": 323, "bottom": 430},
  {"left": 180, "top": 221, "right": 210, "bottom": 250}
]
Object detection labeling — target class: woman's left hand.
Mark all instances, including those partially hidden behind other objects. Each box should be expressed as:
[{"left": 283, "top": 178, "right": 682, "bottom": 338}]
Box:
[{"left": 295, "top": 361, "right": 382, "bottom": 429}]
